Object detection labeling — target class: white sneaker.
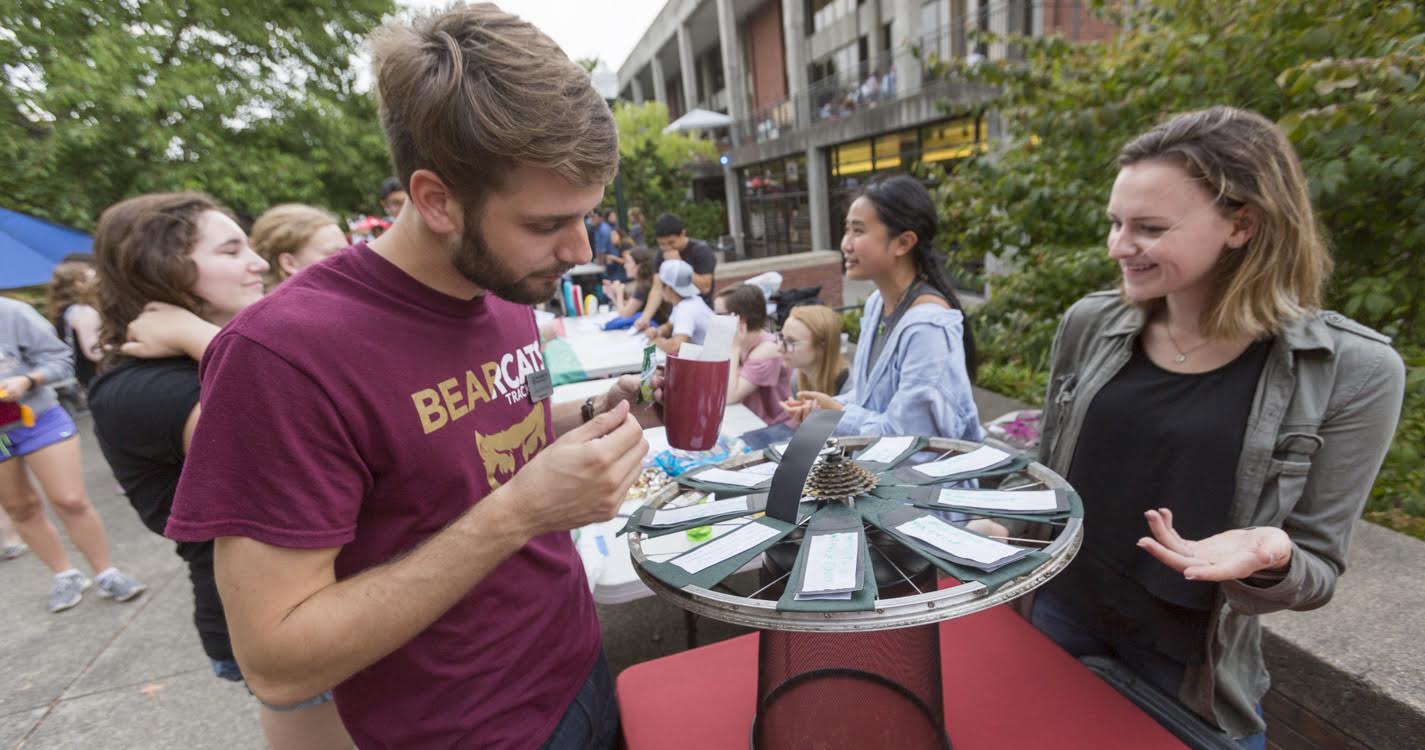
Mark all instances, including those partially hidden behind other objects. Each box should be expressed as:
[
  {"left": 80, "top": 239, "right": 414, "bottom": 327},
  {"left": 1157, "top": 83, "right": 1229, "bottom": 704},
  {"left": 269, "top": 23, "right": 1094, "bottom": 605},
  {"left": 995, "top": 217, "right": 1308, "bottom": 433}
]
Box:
[
  {"left": 95, "top": 569, "right": 147, "bottom": 602},
  {"left": 49, "top": 571, "right": 91, "bottom": 613}
]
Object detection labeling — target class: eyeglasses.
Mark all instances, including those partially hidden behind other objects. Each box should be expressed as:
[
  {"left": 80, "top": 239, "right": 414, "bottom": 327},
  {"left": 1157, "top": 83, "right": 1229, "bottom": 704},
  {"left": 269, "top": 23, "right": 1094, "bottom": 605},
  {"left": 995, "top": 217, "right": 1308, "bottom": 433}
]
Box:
[{"left": 776, "top": 334, "right": 803, "bottom": 351}]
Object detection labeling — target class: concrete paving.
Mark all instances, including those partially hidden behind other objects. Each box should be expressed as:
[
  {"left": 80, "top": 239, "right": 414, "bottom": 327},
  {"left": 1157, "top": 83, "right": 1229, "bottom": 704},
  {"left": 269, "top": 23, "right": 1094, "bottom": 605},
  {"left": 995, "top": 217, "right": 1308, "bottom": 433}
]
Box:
[{"left": 2, "top": 392, "right": 1022, "bottom": 748}]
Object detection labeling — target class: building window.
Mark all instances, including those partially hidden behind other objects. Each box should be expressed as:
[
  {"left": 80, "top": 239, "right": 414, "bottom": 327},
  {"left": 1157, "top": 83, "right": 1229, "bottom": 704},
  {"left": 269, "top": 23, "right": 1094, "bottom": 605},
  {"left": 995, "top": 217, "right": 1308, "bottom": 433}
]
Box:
[
  {"left": 808, "top": 0, "right": 857, "bottom": 34},
  {"left": 826, "top": 115, "right": 983, "bottom": 241},
  {"left": 740, "top": 154, "right": 812, "bottom": 259}
]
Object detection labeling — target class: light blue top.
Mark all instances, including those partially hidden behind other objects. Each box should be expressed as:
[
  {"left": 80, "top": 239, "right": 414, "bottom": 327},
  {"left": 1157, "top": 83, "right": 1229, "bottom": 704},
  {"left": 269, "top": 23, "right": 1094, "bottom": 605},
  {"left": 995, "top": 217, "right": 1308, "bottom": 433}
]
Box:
[{"left": 835, "top": 290, "right": 984, "bottom": 441}]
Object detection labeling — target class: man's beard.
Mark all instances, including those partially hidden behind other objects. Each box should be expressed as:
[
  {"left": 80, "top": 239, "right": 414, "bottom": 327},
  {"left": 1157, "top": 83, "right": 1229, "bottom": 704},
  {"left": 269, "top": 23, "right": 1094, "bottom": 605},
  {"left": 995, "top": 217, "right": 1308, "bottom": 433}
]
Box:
[{"left": 448, "top": 221, "right": 569, "bottom": 305}]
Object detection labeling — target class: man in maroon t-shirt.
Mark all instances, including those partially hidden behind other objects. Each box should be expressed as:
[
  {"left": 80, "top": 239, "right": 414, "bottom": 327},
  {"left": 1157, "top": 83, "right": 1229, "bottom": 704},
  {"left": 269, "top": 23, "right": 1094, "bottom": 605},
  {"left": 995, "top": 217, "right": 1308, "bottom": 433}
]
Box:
[{"left": 166, "top": 7, "right": 656, "bottom": 749}]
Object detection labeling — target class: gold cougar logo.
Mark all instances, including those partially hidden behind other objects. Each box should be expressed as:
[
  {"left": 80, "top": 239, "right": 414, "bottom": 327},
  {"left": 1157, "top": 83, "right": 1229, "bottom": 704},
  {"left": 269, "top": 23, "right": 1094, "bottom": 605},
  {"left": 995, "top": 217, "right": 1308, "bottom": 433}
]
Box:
[{"left": 473, "top": 407, "right": 547, "bottom": 490}]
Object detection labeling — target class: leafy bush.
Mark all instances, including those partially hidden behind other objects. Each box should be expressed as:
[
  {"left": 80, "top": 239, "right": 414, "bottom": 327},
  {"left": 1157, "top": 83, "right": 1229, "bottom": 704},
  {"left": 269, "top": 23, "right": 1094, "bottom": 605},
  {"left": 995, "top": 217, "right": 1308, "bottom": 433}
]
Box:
[
  {"left": 937, "top": 0, "right": 1425, "bottom": 536},
  {"left": 612, "top": 102, "right": 724, "bottom": 243}
]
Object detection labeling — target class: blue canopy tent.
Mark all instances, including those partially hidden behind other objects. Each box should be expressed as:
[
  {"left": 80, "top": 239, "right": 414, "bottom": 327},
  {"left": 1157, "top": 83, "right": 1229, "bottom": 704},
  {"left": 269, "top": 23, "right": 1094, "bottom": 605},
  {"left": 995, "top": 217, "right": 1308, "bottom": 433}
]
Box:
[{"left": 0, "top": 208, "right": 93, "bottom": 289}]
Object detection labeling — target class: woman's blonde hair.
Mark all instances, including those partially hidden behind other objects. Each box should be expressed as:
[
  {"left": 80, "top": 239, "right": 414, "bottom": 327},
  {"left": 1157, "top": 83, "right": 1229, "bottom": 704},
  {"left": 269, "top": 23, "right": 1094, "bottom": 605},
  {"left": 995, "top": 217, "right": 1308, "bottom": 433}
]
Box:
[
  {"left": 45, "top": 261, "right": 97, "bottom": 325},
  {"left": 788, "top": 305, "right": 848, "bottom": 395},
  {"left": 1117, "top": 106, "right": 1332, "bottom": 339},
  {"left": 250, "top": 203, "right": 341, "bottom": 285}
]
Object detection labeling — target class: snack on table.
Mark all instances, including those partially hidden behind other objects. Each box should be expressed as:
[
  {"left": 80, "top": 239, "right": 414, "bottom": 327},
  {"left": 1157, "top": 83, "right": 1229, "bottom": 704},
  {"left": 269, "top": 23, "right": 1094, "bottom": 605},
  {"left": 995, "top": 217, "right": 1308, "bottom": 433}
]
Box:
[{"left": 627, "top": 466, "right": 671, "bottom": 501}]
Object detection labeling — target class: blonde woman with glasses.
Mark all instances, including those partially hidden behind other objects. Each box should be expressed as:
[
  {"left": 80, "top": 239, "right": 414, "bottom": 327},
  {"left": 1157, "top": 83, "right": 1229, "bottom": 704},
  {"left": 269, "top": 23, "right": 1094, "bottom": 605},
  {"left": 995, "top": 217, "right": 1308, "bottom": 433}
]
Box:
[
  {"left": 997, "top": 107, "right": 1404, "bottom": 748},
  {"left": 778, "top": 304, "right": 850, "bottom": 408}
]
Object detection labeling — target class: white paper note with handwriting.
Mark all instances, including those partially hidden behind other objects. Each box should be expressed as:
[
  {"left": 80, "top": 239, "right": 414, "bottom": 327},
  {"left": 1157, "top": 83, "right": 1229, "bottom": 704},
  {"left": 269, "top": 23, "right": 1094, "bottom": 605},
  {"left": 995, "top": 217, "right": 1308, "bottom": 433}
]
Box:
[
  {"left": 857, "top": 436, "right": 917, "bottom": 464},
  {"left": 895, "top": 515, "right": 1022, "bottom": 565},
  {"left": 936, "top": 488, "right": 1059, "bottom": 512},
  {"left": 670, "top": 521, "right": 782, "bottom": 574},
  {"left": 650, "top": 496, "right": 751, "bottom": 527},
  {"left": 800, "top": 532, "right": 860, "bottom": 592},
  {"left": 695, "top": 468, "right": 773, "bottom": 488},
  {"left": 916, "top": 446, "right": 1010, "bottom": 478}
]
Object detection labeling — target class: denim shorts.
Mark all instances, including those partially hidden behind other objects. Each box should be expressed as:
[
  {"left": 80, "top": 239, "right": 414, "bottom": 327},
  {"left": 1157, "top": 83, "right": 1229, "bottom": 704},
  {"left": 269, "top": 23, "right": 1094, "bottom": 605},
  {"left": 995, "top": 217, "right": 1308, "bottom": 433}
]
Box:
[
  {"left": 210, "top": 658, "right": 335, "bottom": 712},
  {"left": 0, "top": 406, "right": 77, "bottom": 462}
]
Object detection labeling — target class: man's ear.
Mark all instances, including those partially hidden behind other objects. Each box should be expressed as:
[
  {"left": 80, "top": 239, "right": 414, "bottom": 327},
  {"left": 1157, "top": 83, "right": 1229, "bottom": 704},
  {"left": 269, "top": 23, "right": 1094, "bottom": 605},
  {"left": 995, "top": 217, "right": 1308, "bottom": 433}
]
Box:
[{"left": 407, "top": 169, "right": 460, "bottom": 235}]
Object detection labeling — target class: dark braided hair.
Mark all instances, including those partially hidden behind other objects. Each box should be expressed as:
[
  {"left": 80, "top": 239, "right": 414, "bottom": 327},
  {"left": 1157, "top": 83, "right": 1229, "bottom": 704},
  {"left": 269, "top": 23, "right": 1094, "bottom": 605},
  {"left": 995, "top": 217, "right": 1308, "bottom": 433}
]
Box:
[{"left": 858, "top": 174, "right": 977, "bottom": 381}]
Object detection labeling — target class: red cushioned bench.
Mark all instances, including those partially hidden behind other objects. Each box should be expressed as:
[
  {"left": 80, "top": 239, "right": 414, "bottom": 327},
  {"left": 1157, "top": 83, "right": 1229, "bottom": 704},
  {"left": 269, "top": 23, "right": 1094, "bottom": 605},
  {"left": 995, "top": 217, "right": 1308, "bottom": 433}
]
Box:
[{"left": 617, "top": 602, "right": 1188, "bottom": 749}]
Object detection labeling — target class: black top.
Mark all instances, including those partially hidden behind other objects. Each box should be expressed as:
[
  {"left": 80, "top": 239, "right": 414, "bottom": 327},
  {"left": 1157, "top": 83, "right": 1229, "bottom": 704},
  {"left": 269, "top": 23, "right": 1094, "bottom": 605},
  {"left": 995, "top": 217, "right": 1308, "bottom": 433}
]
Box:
[
  {"left": 1045, "top": 337, "right": 1270, "bottom": 664},
  {"left": 654, "top": 239, "right": 717, "bottom": 304},
  {"left": 56, "top": 305, "right": 98, "bottom": 389},
  {"left": 89, "top": 359, "right": 201, "bottom": 536},
  {"left": 90, "top": 357, "right": 234, "bottom": 663}
]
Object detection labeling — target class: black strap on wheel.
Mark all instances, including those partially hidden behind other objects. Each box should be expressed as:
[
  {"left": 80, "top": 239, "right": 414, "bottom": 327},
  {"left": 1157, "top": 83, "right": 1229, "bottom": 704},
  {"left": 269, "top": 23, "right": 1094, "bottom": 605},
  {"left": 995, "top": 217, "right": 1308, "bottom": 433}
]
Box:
[{"left": 764, "top": 410, "right": 844, "bottom": 523}]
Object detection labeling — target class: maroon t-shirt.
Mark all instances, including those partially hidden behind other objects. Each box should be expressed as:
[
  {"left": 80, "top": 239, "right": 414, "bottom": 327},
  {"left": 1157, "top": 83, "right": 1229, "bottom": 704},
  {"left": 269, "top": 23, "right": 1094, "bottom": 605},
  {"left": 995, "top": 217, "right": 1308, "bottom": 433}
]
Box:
[{"left": 167, "top": 244, "right": 600, "bottom": 749}]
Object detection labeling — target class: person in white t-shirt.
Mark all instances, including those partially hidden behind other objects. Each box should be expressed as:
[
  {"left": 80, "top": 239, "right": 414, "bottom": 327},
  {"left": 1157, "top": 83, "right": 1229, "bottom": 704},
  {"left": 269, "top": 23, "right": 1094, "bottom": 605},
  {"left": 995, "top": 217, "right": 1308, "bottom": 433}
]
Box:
[{"left": 647, "top": 259, "right": 712, "bottom": 354}]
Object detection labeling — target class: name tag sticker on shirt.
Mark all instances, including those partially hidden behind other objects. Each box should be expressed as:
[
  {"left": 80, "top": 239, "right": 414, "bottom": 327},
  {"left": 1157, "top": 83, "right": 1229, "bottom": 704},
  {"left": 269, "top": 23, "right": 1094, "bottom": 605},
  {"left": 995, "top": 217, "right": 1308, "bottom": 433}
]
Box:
[{"left": 526, "top": 369, "right": 553, "bottom": 404}]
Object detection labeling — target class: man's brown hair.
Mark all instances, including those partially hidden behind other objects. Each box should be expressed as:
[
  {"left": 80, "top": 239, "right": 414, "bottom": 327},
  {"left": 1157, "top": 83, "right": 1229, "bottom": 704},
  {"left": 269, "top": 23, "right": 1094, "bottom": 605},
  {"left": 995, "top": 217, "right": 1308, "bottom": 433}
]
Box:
[
  {"left": 92, "top": 192, "right": 224, "bottom": 369},
  {"left": 370, "top": 3, "right": 619, "bottom": 211}
]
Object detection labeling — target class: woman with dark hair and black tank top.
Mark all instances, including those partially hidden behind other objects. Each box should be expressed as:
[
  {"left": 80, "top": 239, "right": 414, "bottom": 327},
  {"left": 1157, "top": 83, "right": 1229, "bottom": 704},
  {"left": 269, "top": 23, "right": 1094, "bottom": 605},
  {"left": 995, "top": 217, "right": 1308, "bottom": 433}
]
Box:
[{"left": 784, "top": 174, "right": 982, "bottom": 440}]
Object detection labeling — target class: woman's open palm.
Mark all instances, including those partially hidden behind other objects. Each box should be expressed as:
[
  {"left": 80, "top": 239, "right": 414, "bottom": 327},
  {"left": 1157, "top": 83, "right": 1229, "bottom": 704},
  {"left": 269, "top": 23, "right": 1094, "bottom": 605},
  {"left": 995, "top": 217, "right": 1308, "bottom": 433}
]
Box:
[{"left": 1138, "top": 508, "right": 1293, "bottom": 582}]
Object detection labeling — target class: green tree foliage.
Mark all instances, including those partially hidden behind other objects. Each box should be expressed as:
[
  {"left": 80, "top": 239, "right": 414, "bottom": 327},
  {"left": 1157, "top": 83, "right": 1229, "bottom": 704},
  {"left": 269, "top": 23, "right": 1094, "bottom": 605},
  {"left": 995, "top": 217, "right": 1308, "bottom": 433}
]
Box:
[
  {"left": 937, "top": 0, "right": 1425, "bottom": 535},
  {"left": 613, "top": 101, "right": 724, "bottom": 242},
  {"left": 0, "top": 0, "right": 395, "bottom": 229}
]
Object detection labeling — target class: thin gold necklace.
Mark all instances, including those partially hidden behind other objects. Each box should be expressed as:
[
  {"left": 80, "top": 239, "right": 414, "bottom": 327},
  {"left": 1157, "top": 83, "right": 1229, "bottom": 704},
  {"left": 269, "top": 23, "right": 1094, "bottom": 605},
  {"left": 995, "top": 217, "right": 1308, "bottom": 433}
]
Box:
[{"left": 1163, "top": 324, "right": 1211, "bottom": 364}]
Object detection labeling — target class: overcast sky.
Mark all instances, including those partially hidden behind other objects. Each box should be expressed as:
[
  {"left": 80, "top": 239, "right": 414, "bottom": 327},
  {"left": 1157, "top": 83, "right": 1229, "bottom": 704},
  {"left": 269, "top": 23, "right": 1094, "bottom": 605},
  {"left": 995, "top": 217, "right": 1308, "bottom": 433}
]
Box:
[{"left": 400, "top": 0, "right": 667, "bottom": 71}]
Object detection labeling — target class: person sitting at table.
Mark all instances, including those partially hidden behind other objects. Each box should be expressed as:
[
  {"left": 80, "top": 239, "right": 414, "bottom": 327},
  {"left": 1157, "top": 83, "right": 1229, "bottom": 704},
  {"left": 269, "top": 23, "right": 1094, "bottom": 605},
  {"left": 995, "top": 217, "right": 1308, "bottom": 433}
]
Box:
[
  {"left": 783, "top": 175, "right": 981, "bottom": 440},
  {"left": 604, "top": 248, "right": 669, "bottom": 323},
  {"left": 714, "top": 284, "right": 791, "bottom": 425},
  {"left": 647, "top": 259, "right": 712, "bottom": 354},
  {"left": 635, "top": 213, "right": 717, "bottom": 330},
  {"left": 779, "top": 304, "right": 850, "bottom": 409},
  {"left": 990, "top": 107, "right": 1404, "bottom": 748}
]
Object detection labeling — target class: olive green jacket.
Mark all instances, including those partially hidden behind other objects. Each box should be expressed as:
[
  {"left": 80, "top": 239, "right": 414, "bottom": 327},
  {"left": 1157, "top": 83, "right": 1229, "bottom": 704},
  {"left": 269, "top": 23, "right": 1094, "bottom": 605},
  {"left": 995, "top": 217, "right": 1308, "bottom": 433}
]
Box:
[{"left": 1037, "top": 291, "right": 1405, "bottom": 738}]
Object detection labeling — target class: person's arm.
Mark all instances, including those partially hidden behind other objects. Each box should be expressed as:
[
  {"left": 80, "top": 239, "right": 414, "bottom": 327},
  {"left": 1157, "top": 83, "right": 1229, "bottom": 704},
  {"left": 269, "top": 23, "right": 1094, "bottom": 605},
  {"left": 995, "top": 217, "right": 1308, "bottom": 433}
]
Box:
[
  {"left": 655, "top": 333, "right": 689, "bottom": 354},
  {"left": 121, "top": 302, "right": 221, "bottom": 362},
  {"left": 691, "top": 244, "right": 716, "bottom": 295},
  {"left": 217, "top": 402, "right": 647, "bottom": 707},
  {"left": 726, "top": 340, "right": 780, "bottom": 405},
  {"left": 69, "top": 305, "right": 105, "bottom": 363},
  {"left": 0, "top": 304, "right": 73, "bottom": 399},
  {"left": 637, "top": 278, "right": 664, "bottom": 330}
]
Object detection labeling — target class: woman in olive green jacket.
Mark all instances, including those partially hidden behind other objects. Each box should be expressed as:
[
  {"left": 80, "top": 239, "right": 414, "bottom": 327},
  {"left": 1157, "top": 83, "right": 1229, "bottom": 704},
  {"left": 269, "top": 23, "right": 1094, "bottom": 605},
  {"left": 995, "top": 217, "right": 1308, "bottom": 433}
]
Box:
[{"left": 1017, "top": 107, "right": 1404, "bottom": 745}]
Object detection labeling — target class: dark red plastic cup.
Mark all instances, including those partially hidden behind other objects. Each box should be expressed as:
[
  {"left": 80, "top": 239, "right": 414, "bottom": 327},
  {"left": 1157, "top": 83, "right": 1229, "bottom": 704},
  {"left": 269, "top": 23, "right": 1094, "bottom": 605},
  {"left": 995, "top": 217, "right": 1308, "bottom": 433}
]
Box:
[{"left": 663, "top": 355, "right": 730, "bottom": 451}]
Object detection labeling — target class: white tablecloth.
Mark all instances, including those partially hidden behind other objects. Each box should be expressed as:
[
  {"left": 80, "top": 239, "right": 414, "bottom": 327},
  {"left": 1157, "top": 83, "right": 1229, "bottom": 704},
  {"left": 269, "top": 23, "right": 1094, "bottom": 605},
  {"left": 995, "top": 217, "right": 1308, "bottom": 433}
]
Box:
[{"left": 557, "top": 313, "right": 647, "bottom": 381}]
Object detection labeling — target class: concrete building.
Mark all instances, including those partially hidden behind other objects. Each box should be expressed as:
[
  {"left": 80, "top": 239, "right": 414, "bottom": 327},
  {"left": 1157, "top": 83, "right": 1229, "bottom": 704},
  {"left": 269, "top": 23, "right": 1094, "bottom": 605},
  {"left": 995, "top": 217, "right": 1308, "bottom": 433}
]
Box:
[{"left": 617, "top": 0, "right": 1116, "bottom": 264}]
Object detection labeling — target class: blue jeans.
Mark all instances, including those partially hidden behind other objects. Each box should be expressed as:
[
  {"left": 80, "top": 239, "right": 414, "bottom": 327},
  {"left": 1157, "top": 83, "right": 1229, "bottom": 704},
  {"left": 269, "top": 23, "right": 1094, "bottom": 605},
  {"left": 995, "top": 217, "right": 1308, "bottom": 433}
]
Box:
[
  {"left": 540, "top": 650, "right": 619, "bottom": 750},
  {"left": 1031, "top": 591, "right": 1266, "bottom": 750},
  {"left": 210, "top": 658, "right": 335, "bottom": 712}
]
